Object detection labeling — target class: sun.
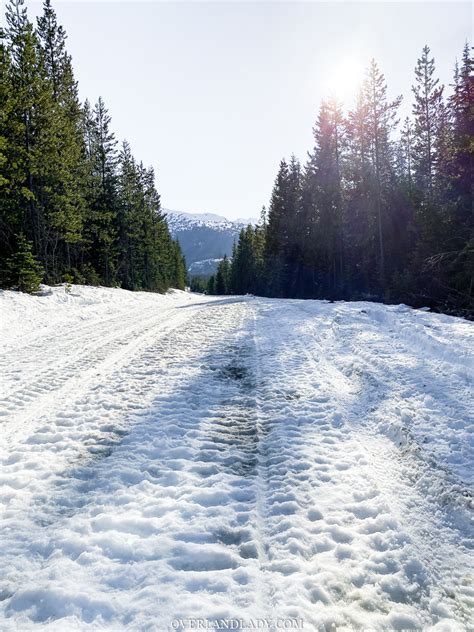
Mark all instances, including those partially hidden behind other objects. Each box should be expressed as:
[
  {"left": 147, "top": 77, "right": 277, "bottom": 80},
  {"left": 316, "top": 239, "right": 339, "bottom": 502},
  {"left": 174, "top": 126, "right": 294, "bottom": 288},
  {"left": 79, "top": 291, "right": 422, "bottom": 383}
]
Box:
[{"left": 325, "top": 57, "right": 367, "bottom": 103}]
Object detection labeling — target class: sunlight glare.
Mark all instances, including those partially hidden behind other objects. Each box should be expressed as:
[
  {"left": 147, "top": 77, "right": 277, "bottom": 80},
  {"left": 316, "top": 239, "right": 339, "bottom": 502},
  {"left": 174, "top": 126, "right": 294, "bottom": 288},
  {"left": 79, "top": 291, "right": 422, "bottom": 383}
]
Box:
[{"left": 325, "top": 57, "right": 367, "bottom": 103}]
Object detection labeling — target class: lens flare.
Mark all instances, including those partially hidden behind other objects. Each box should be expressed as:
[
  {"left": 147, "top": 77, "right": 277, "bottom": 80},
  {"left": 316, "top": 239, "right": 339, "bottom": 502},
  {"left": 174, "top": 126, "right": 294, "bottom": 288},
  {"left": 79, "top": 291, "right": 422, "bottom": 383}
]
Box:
[{"left": 325, "top": 57, "right": 367, "bottom": 103}]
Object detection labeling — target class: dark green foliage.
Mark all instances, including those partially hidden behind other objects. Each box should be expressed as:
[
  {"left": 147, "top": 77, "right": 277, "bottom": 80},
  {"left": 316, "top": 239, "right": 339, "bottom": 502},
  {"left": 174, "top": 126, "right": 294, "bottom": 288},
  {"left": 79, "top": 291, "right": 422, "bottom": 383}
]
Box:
[
  {"left": 189, "top": 276, "right": 208, "bottom": 293},
  {"left": 229, "top": 48, "right": 473, "bottom": 316},
  {"left": 2, "top": 233, "right": 43, "bottom": 292},
  {"left": 207, "top": 275, "right": 215, "bottom": 295},
  {"left": 230, "top": 224, "right": 265, "bottom": 295},
  {"left": 215, "top": 255, "right": 231, "bottom": 294},
  {"left": 170, "top": 240, "right": 187, "bottom": 291},
  {"left": 0, "top": 0, "right": 184, "bottom": 294}
]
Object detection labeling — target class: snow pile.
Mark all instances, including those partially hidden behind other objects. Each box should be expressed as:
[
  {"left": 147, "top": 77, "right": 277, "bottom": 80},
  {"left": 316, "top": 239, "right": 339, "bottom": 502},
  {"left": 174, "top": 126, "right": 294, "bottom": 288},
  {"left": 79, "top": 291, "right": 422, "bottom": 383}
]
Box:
[
  {"left": 0, "top": 288, "right": 472, "bottom": 630},
  {"left": 0, "top": 284, "right": 194, "bottom": 347}
]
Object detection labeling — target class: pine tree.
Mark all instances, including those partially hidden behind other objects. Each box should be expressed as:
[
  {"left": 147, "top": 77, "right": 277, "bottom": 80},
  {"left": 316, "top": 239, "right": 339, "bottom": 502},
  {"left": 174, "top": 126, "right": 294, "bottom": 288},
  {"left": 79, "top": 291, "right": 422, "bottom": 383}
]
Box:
[
  {"left": 412, "top": 46, "right": 445, "bottom": 200},
  {"left": 305, "top": 98, "right": 346, "bottom": 297},
  {"left": 1, "top": 0, "right": 182, "bottom": 296},
  {"left": 207, "top": 275, "right": 215, "bottom": 295},
  {"left": 410, "top": 45, "right": 457, "bottom": 306},
  {"left": 0, "top": 25, "right": 18, "bottom": 251},
  {"left": 189, "top": 276, "right": 207, "bottom": 293},
  {"left": 449, "top": 43, "right": 473, "bottom": 229},
  {"left": 36, "top": 0, "right": 86, "bottom": 271},
  {"left": 215, "top": 255, "right": 231, "bottom": 294},
  {"left": 83, "top": 97, "right": 118, "bottom": 284},
  {"left": 3, "top": 233, "right": 44, "bottom": 292},
  {"left": 170, "top": 239, "right": 187, "bottom": 290},
  {"left": 362, "top": 59, "right": 402, "bottom": 287},
  {"left": 230, "top": 226, "right": 261, "bottom": 295},
  {"left": 265, "top": 160, "right": 291, "bottom": 296},
  {"left": 399, "top": 117, "right": 415, "bottom": 195},
  {"left": 2, "top": 0, "right": 52, "bottom": 268},
  {"left": 116, "top": 140, "right": 141, "bottom": 288}
]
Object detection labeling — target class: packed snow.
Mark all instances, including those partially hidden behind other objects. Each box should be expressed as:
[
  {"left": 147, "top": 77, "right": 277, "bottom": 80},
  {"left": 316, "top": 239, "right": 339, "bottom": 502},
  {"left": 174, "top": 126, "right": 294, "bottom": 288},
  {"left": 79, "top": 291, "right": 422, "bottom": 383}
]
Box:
[{"left": 0, "top": 285, "right": 472, "bottom": 631}]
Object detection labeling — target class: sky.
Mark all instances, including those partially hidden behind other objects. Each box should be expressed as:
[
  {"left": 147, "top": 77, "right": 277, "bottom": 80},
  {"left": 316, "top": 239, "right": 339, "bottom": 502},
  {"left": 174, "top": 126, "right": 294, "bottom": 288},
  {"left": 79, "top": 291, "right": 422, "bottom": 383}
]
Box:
[{"left": 22, "top": 1, "right": 472, "bottom": 220}]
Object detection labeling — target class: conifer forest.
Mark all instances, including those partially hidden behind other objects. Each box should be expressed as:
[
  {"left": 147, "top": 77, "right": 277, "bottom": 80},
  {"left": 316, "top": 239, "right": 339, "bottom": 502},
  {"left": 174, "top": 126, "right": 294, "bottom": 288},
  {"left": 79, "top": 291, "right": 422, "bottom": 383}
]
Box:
[
  {"left": 209, "top": 50, "right": 473, "bottom": 317},
  {"left": 0, "top": 0, "right": 187, "bottom": 293}
]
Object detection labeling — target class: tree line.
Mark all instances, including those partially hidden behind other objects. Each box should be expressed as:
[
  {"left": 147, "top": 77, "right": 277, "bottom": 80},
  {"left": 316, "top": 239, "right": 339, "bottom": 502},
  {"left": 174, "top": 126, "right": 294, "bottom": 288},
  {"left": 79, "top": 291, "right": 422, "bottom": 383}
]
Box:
[
  {"left": 0, "top": 0, "right": 186, "bottom": 293},
  {"left": 208, "top": 47, "right": 473, "bottom": 316}
]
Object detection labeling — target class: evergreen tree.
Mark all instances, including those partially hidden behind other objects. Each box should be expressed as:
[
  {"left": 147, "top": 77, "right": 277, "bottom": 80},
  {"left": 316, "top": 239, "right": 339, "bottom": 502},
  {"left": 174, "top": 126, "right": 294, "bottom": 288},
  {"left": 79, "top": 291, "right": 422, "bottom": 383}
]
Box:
[
  {"left": 362, "top": 60, "right": 402, "bottom": 286},
  {"left": 2, "top": 0, "right": 52, "bottom": 268},
  {"left": 0, "top": 25, "right": 17, "bottom": 249},
  {"left": 1, "top": 2, "right": 471, "bottom": 313},
  {"left": 170, "top": 239, "right": 187, "bottom": 290},
  {"left": 305, "top": 98, "right": 345, "bottom": 297},
  {"left": 207, "top": 275, "right": 215, "bottom": 295},
  {"left": 412, "top": 46, "right": 445, "bottom": 199},
  {"left": 189, "top": 276, "right": 208, "bottom": 293},
  {"left": 229, "top": 50, "right": 471, "bottom": 315},
  {"left": 215, "top": 255, "right": 231, "bottom": 294},
  {"left": 2, "top": 233, "right": 44, "bottom": 292},
  {"left": 410, "top": 46, "right": 458, "bottom": 304},
  {"left": 36, "top": 0, "right": 86, "bottom": 270},
  {"left": 449, "top": 43, "right": 473, "bottom": 231},
  {"left": 0, "top": 0, "right": 184, "bottom": 296},
  {"left": 83, "top": 97, "right": 118, "bottom": 284},
  {"left": 264, "top": 159, "right": 297, "bottom": 296}
]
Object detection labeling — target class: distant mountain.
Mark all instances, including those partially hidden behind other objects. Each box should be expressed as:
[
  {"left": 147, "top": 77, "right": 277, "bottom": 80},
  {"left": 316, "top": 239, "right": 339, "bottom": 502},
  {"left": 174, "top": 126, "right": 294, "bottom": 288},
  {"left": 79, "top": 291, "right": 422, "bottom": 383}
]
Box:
[{"left": 164, "top": 210, "right": 257, "bottom": 276}]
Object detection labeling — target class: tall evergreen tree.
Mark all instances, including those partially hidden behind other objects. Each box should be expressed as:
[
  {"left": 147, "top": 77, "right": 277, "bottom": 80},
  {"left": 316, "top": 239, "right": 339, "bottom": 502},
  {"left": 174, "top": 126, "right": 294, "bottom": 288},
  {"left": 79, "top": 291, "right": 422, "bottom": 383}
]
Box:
[
  {"left": 306, "top": 98, "right": 345, "bottom": 297},
  {"left": 412, "top": 45, "right": 445, "bottom": 200},
  {"left": 2, "top": 0, "right": 53, "bottom": 268},
  {"left": 215, "top": 254, "right": 231, "bottom": 295},
  {"left": 36, "top": 0, "right": 86, "bottom": 270},
  {"left": 362, "top": 59, "right": 402, "bottom": 286},
  {"left": 83, "top": 97, "right": 118, "bottom": 284}
]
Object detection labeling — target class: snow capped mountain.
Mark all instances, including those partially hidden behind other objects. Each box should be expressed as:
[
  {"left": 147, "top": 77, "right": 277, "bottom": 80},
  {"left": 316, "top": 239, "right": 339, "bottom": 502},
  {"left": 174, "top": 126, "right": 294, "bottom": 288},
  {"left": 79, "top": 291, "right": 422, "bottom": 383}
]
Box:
[
  {"left": 163, "top": 209, "right": 257, "bottom": 275},
  {"left": 164, "top": 209, "right": 256, "bottom": 233}
]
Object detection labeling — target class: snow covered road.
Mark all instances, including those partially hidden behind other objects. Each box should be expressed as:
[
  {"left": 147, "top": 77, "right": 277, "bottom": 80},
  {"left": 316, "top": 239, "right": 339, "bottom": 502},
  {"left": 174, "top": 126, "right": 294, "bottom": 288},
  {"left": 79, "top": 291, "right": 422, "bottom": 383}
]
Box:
[{"left": 0, "top": 287, "right": 473, "bottom": 631}]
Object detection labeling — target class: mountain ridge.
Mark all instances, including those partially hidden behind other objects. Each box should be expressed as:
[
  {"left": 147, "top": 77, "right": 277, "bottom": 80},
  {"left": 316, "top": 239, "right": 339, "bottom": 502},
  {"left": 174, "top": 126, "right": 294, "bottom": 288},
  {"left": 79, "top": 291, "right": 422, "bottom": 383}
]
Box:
[{"left": 163, "top": 209, "right": 257, "bottom": 276}]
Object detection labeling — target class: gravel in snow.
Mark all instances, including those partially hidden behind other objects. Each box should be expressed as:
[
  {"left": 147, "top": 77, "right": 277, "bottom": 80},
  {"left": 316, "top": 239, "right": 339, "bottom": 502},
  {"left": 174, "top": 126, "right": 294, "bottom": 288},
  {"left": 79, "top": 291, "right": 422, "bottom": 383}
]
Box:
[{"left": 0, "top": 285, "right": 472, "bottom": 631}]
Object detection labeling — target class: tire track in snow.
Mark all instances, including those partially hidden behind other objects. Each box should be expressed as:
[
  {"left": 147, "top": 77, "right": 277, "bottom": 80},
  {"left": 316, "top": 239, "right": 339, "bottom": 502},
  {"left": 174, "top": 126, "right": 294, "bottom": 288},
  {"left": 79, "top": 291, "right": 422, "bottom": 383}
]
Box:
[
  {"left": 0, "top": 305, "right": 178, "bottom": 410},
  {"left": 0, "top": 298, "right": 268, "bottom": 628},
  {"left": 0, "top": 301, "right": 213, "bottom": 606},
  {"left": 296, "top": 300, "right": 473, "bottom": 484},
  {"left": 0, "top": 294, "right": 472, "bottom": 630},
  {"left": 301, "top": 303, "right": 474, "bottom": 625},
  {"left": 252, "top": 299, "right": 472, "bottom": 630},
  {"left": 0, "top": 305, "right": 195, "bottom": 446}
]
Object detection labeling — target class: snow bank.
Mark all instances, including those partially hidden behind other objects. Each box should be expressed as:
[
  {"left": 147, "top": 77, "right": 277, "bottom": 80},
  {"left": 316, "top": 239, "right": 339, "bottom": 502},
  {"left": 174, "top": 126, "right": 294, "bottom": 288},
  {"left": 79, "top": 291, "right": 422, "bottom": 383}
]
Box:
[{"left": 0, "top": 284, "right": 195, "bottom": 347}]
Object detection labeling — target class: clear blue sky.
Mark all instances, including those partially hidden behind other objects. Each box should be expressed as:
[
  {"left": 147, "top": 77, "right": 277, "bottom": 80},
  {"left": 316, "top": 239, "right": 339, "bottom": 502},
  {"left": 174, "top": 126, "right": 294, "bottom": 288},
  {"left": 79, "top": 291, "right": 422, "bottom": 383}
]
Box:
[{"left": 25, "top": 1, "right": 472, "bottom": 219}]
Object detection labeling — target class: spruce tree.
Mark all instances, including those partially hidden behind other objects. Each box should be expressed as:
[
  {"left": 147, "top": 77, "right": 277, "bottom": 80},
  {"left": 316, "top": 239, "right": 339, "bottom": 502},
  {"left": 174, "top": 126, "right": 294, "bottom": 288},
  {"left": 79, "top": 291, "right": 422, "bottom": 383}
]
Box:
[
  {"left": 170, "top": 240, "right": 187, "bottom": 290},
  {"left": 3, "top": 233, "right": 44, "bottom": 292},
  {"left": 83, "top": 97, "right": 118, "bottom": 284},
  {"left": 412, "top": 46, "right": 445, "bottom": 200},
  {"left": 2, "top": 0, "right": 52, "bottom": 267},
  {"left": 215, "top": 255, "right": 231, "bottom": 295},
  {"left": 306, "top": 98, "right": 346, "bottom": 297},
  {"left": 362, "top": 59, "right": 402, "bottom": 287},
  {"left": 264, "top": 159, "right": 291, "bottom": 297},
  {"left": 207, "top": 275, "right": 215, "bottom": 295},
  {"left": 36, "top": 0, "right": 86, "bottom": 271}
]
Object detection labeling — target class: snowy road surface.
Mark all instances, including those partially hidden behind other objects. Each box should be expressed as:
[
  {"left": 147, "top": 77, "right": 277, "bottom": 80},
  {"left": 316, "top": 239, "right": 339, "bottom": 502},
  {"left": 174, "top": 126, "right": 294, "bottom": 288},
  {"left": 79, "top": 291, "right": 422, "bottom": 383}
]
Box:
[{"left": 0, "top": 286, "right": 473, "bottom": 631}]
